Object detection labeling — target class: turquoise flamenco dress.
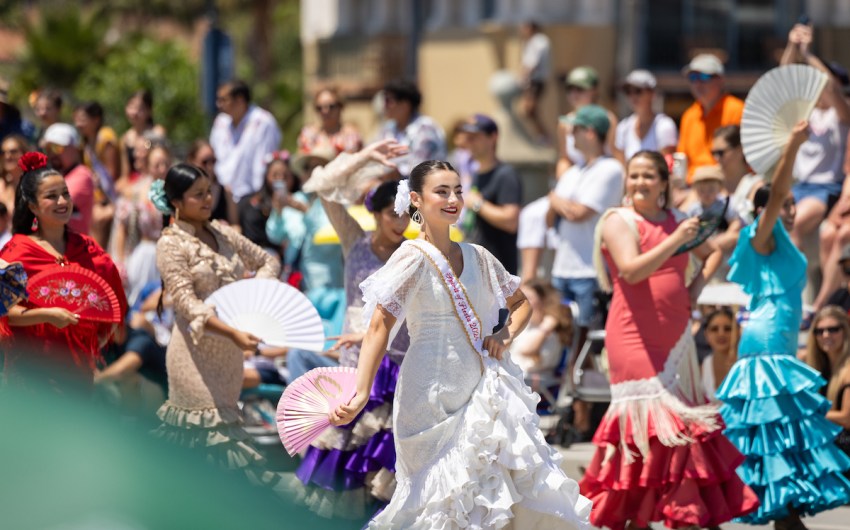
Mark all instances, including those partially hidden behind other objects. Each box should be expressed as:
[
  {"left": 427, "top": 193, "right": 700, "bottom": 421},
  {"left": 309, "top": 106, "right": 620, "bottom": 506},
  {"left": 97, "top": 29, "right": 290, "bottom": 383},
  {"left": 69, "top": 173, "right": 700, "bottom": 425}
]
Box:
[{"left": 717, "top": 218, "right": 850, "bottom": 524}]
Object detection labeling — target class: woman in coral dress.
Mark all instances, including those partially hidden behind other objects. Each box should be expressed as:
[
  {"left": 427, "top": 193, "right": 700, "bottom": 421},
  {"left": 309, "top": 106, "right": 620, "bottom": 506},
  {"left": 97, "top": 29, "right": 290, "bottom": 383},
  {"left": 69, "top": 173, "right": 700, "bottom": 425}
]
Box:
[
  {"left": 150, "top": 163, "right": 282, "bottom": 485},
  {"left": 718, "top": 123, "right": 850, "bottom": 529},
  {"left": 1, "top": 152, "right": 127, "bottom": 387},
  {"left": 581, "top": 150, "right": 758, "bottom": 529},
  {"left": 331, "top": 160, "right": 591, "bottom": 529}
]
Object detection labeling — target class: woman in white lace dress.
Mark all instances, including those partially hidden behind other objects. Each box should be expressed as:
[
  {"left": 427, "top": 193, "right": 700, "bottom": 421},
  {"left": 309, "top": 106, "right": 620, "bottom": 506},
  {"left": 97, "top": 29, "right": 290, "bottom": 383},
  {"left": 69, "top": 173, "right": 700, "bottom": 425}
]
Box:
[{"left": 331, "top": 160, "right": 591, "bottom": 529}]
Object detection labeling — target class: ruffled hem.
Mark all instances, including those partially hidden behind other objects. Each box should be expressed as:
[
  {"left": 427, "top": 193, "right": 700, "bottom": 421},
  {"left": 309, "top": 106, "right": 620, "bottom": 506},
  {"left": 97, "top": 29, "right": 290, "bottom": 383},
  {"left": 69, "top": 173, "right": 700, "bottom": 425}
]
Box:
[
  {"left": 153, "top": 402, "right": 266, "bottom": 471},
  {"left": 717, "top": 353, "right": 850, "bottom": 522},
  {"left": 581, "top": 409, "right": 758, "bottom": 529},
  {"left": 369, "top": 360, "right": 591, "bottom": 530}
]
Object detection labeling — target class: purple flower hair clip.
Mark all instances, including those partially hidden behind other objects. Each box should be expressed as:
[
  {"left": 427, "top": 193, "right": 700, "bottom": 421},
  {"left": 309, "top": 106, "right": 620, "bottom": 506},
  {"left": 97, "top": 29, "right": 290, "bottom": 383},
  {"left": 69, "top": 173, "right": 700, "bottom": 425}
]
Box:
[{"left": 364, "top": 187, "right": 378, "bottom": 212}]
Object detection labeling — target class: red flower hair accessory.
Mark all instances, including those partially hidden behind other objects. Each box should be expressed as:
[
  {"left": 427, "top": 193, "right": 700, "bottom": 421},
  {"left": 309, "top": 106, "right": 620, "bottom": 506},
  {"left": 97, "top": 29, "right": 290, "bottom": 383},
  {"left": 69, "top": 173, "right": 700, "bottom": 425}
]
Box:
[{"left": 18, "top": 152, "right": 49, "bottom": 173}]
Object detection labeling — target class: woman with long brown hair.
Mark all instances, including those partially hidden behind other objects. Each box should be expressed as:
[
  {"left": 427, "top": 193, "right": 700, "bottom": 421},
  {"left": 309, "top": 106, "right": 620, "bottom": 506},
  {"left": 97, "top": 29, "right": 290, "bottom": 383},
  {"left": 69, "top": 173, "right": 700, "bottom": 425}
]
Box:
[{"left": 805, "top": 306, "right": 850, "bottom": 464}]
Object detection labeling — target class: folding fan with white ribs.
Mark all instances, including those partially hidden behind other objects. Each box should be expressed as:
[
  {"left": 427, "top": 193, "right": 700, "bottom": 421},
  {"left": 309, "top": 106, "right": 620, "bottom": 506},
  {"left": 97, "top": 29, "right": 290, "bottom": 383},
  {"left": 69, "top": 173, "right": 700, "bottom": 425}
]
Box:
[
  {"left": 204, "top": 278, "right": 325, "bottom": 351},
  {"left": 741, "top": 64, "right": 828, "bottom": 175}
]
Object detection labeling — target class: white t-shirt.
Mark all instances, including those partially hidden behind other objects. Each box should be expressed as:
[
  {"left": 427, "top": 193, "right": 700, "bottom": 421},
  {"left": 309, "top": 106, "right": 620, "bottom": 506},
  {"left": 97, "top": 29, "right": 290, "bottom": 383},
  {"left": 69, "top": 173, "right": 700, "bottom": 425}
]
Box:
[
  {"left": 552, "top": 157, "right": 624, "bottom": 279},
  {"left": 614, "top": 113, "right": 678, "bottom": 160},
  {"left": 793, "top": 106, "right": 850, "bottom": 185},
  {"left": 521, "top": 33, "right": 551, "bottom": 82}
]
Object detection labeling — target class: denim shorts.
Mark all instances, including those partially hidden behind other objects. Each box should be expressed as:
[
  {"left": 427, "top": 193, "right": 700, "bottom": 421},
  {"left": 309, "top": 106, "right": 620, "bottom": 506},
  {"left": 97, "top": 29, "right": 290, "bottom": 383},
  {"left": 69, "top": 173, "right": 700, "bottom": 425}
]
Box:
[
  {"left": 552, "top": 276, "right": 599, "bottom": 328},
  {"left": 792, "top": 181, "right": 843, "bottom": 207}
]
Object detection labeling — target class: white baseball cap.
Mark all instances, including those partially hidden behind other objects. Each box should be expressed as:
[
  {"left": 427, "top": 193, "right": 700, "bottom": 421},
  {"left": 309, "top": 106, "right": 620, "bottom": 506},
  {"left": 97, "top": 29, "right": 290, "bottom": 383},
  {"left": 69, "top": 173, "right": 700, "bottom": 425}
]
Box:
[
  {"left": 43, "top": 123, "right": 80, "bottom": 148},
  {"left": 623, "top": 69, "right": 657, "bottom": 89},
  {"left": 683, "top": 54, "right": 724, "bottom": 76}
]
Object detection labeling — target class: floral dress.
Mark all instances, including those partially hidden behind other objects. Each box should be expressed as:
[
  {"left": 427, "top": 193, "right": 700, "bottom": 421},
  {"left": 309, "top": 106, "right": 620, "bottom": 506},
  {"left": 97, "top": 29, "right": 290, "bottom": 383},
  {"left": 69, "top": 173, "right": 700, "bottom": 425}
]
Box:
[{"left": 153, "top": 219, "right": 281, "bottom": 483}]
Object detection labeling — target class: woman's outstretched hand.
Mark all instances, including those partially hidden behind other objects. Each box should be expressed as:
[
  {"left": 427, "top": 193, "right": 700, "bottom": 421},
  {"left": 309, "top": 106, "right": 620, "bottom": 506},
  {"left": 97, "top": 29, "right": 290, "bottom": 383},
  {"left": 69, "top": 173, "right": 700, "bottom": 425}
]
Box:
[
  {"left": 230, "top": 329, "right": 262, "bottom": 352},
  {"left": 364, "top": 139, "right": 409, "bottom": 168},
  {"left": 329, "top": 390, "right": 369, "bottom": 426},
  {"left": 482, "top": 325, "right": 512, "bottom": 360}
]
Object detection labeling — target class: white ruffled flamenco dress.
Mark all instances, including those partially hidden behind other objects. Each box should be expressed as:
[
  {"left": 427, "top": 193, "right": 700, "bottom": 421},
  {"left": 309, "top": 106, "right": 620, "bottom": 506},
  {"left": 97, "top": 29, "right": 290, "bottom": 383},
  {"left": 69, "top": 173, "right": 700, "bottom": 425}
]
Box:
[{"left": 360, "top": 239, "right": 591, "bottom": 529}]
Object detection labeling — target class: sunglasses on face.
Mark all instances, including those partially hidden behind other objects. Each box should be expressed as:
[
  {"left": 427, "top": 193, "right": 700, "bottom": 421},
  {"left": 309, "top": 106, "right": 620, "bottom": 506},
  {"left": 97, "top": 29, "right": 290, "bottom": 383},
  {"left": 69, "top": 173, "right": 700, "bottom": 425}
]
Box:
[
  {"left": 567, "top": 85, "right": 588, "bottom": 93},
  {"left": 315, "top": 103, "right": 340, "bottom": 112},
  {"left": 1, "top": 148, "right": 22, "bottom": 156},
  {"left": 814, "top": 326, "right": 843, "bottom": 336},
  {"left": 46, "top": 143, "right": 65, "bottom": 155},
  {"left": 688, "top": 72, "right": 716, "bottom": 83},
  {"left": 707, "top": 325, "right": 733, "bottom": 333}
]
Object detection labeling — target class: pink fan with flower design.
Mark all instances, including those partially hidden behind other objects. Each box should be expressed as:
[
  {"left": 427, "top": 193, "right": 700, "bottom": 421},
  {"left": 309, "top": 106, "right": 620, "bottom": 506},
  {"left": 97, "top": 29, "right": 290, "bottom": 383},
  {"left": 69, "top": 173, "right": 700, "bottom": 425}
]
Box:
[
  {"left": 276, "top": 366, "right": 358, "bottom": 456},
  {"left": 27, "top": 264, "right": 122, "bottom": 323}
]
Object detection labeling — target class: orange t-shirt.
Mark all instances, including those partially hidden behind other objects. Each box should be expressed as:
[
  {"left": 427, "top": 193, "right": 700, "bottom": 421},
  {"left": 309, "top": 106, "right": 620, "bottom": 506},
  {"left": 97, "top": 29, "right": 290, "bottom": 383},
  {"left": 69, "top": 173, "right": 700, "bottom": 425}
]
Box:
[{"left": 677, "top": 94, "right": 744, "bottom": 183}]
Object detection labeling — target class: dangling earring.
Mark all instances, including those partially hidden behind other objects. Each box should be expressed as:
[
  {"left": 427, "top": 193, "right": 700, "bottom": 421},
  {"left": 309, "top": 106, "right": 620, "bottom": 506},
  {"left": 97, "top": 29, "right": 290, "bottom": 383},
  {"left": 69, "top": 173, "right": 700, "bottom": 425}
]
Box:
[
  {"left": 622, "top": 196, "right": 633, "bottom": 207},
  {"left": 30, "top": 217, "right": 39, "bottom": 232},
  {"left": 412, "top": 210, "right": 423, "bottom": 225},
  {"left": 657, "top": 192, "right": 667, "bottom": 209},
  {"left": 174, "top": 208, "right": 180, "bottom": 222}
]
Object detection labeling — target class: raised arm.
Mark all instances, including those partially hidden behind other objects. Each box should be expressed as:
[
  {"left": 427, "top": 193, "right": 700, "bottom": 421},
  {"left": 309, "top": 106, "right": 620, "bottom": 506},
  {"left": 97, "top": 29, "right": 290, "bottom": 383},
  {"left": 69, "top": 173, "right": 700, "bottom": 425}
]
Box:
[
  {"left": 751, "top": 121, "right": 809, "bottom": 254},
  {"left": 320, "top": 198, "right": 364, "bottom": 256},
  {"left": 330, "top": 306, "right": 395, "bottom": 426},
  {"left": 602, "top": 211, "right": 699, "bottom": 285}
]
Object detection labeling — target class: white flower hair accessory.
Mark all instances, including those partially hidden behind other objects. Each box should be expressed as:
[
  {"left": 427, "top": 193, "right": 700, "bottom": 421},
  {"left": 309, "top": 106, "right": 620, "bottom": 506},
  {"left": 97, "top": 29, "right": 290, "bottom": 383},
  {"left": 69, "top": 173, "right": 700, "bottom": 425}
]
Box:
[{"left": 393, "top": 179, "right": 411, "bottom": 217}]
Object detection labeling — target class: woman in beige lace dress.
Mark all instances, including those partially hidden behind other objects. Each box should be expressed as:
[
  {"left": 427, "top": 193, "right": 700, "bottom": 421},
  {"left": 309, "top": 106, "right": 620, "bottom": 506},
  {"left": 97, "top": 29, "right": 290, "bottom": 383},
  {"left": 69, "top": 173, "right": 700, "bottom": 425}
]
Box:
[{"left": 151, "top": 163, "right": 282, "bottom": 481}]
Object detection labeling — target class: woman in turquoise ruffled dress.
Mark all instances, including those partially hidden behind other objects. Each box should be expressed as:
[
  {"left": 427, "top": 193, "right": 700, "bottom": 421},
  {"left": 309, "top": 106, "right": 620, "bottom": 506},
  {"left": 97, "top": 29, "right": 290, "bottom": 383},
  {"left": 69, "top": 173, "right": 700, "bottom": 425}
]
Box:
[{"left": 718, "top": 121, "right": 850, "bottom": 530}]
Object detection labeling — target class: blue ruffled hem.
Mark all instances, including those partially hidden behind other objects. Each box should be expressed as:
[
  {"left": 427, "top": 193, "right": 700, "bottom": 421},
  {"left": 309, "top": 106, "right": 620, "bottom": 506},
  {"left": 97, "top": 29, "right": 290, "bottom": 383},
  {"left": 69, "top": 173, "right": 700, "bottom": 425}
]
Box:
[
  {"left": 737, "top": 472, "right": 850, "bottom": 524},
  {"left": 718, "top": 352, "right": 850, "bottom": 522}
]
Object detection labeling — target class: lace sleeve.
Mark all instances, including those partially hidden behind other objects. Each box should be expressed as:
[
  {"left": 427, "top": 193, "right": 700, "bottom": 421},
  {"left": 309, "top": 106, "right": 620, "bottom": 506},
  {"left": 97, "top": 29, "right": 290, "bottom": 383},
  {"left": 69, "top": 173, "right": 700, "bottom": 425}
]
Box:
[
  {"left": 359, "top": 241, "right": 425, "bottom": 346},
  {"left": 156, "top": 233, "right": 215, "bottom": 345},
  {"left": 472, "top": 244, "right": 521, "bottom": 308},
  {"left": 302, "top": 151, "right": 389, "bottom": 205}
]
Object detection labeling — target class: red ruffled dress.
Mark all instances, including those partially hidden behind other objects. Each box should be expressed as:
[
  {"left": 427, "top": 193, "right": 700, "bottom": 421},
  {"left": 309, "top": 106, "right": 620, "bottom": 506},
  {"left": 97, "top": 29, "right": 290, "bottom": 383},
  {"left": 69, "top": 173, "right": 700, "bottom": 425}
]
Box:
[
  {"left": 0, "top": 232, "right": 127, "bottom": 384},
  {"left": 581, "top": 209, "right": 758, "bottom": 529}
]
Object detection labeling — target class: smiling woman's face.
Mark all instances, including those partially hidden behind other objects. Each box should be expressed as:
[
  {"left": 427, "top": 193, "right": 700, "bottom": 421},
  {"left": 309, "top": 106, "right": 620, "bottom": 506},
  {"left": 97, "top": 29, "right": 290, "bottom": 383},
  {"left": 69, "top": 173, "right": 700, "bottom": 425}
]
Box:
[
  {"left": 30, "top": 174, "right": 73, "bottom": 228},
  {"left": 411, "top": 169, "right": 464, "bottom": 226}
]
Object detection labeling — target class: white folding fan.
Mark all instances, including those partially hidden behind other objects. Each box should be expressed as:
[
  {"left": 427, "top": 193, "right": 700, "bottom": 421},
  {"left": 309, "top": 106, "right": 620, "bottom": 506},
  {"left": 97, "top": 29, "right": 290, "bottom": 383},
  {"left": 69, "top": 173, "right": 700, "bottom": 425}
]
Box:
[
  {"left": 741, "top": 64, "right": 828, "bottom": 175},
  {"left": 204, "top": 278, "right": 325, "bottom": 351}
]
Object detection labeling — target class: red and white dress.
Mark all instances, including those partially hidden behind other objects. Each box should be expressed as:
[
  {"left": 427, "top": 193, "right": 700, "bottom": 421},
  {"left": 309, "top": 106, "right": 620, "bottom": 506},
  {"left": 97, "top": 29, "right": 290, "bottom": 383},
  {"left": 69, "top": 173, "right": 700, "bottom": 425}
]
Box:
[{"left": 581, "top": 208, "right": 758, "bottom": 529}]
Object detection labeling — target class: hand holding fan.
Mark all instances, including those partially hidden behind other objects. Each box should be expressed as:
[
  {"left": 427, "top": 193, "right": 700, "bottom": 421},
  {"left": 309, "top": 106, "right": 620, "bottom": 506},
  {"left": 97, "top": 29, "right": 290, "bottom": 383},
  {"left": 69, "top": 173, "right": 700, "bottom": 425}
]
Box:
[
  {"left": 27, "top": 264, "right": 122, "bottom": 323},
  {"left": 204, "top": 278, "right": 325, "bottom": 351},
  {"left": 674, "top": 197, "right": 729, "bottom": 255},
  {"left": 276, "top": 366, "right": 358, "bottom": 455},
  {"left": 741, "top": 64, "right": 828, "bottom": 175}
]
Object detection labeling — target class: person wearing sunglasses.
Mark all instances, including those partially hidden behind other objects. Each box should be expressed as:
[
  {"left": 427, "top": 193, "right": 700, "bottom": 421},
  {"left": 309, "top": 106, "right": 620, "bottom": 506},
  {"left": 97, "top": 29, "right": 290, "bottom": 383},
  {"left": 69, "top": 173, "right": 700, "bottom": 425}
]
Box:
[
  {"left": 804, "top": 305, "right": 850, "bottom": 472},
  {"left": 297, "top": 87, "right": 362, "bottom": 159},
  {"left": 613, "top": 69, "right": 678, "bottom": 164},
  {"left": 42, "top": 123, "right": 94, "bottom": 236},
  {"left": 677, "top": 54, "right": 744, "bottom": 185},
  {"left": 699, "top": 308, "right": 737, "bottom": 402}
]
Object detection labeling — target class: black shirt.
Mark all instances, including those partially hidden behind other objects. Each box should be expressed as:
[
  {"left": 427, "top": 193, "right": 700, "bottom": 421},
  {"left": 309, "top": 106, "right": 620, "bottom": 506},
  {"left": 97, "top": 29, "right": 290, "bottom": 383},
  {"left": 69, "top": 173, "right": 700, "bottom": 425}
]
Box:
[
  {"left": 471, "top": 162, "right": 522, "bottom": 274},
  {"left": 826, "top": 288, "right": 850, "bottom": 313},
  {"left": 237, "top": 193, "right": 274, "bottom": 250}
]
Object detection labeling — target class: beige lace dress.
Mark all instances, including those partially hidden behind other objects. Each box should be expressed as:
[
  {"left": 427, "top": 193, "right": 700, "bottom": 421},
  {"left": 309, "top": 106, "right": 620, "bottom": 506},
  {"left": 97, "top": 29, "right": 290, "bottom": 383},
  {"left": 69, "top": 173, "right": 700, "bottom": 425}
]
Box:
[{"left": 153, "top": 219, "right": 281, "bottom": 477}]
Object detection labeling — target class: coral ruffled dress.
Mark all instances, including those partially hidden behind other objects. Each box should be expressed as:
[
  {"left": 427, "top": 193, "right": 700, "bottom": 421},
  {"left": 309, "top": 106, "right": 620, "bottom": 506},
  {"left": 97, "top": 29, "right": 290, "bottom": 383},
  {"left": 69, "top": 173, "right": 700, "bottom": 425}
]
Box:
[
  {"left": 718, "top": 219, "right": 850, "bottom": 523},
  {"left": 581, "top": 208, "right": 758, "bottom": 529}
]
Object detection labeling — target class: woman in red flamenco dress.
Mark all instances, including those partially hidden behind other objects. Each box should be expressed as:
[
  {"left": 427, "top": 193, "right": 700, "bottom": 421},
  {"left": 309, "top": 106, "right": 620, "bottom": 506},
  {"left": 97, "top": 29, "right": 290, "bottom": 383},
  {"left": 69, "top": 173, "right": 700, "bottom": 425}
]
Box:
[
  {"left": 582, "top": 150, "right": 759, "bottom": 529},
  {"left": 0, "top": 152, "right": 127, "bottom": 387}
]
